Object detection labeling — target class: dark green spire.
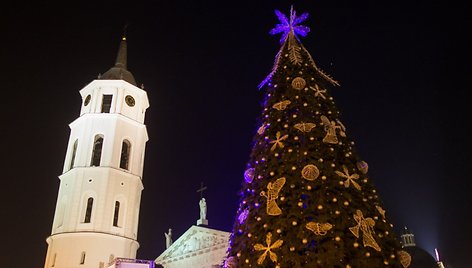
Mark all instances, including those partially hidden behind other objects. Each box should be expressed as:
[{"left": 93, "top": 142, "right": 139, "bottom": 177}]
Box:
[
  {"left": 114, "top": 36, "right": 127, "bottom": 69},
  {"left": 100, "top": 35, "right": 137, "bottom": 86}
]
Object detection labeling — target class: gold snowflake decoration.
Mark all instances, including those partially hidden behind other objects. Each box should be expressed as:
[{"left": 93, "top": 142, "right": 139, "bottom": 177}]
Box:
[
  {"left": 269, "top": 131, "right": 288, "bottom": 151},
  {"left": 335, "top": 165, "right": 361, "bottom": 190},
  {"left": 310, "top": 84, "right": 327, "bottom": 99},
  {"left": 253, "top": 232, "right": 284, "bottom": 265}
]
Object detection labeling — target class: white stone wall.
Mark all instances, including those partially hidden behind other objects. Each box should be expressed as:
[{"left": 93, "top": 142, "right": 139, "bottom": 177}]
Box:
[
  {"left": 45, "top": 79, "right": 149, "bottom": 268},
  {"left": 64, "top": 114, "right": 148, "bottom": 175},
  {"left": 45, "top": 233, "right": 139, "bottom": 268},
  {"left": 79, "top": 80, "right": 149, "bottom": 123}
]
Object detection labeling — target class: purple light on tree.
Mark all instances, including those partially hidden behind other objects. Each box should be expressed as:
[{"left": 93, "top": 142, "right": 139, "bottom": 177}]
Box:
[
  {"left": 269, "top": 6, "right": 310, "bottom": 43},
  {"left": 238, "top": 209, "right": 249, "bottom": 224},
  {"left": 259, "top": 6, "right": 312, "bottom": 89},
  {"left": 244, "top": 168, "right": 255, "bottom": 183}
]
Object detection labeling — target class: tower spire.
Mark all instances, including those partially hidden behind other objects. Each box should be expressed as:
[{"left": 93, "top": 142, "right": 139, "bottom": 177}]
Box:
[
  {"left": 100, "top": 29, "right": 136, "bottom": 85},
  {"left": 115, "top": 24, "right": 128, "bottom": 69},
  {"left": 114, "top": 36, "right": 128, "bottom": 69}
]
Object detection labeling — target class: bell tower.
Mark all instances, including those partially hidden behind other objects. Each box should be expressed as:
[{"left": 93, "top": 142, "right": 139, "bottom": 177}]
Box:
[{"left": 44, "top": 36, "right": 150, "bottom": 268}]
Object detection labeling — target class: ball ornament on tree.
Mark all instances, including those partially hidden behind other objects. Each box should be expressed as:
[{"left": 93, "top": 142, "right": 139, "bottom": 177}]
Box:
[
  {"left": 223, "top": 256, "right": 237, "bottom": 268},
  {"left": 244, "top": 168, "right": 255, "bottom": 183},
  {"left": 257, "top": 124, "right": 267, "bottom": 135},
  {"left": 238, "top": 209, "right": 249, "bottom": 224},
  {"left": 301, "top": 164, "right": 320, "bottom": 181},
  {"left": 397, "top": 250, "right": 412, "bottom": 268},
  {"left": 357, "top": 160, "right": 369, "bottom": 174},
  {"left": 291, "top": 77, "right": 306, "bottom": 89}
]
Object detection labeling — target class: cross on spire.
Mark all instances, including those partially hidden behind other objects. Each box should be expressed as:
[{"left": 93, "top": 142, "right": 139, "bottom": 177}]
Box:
[
  {"left": 122, "top": 22, "right": 129, "bottom": 40},
  {"left": 196, "top": 182, "right": 207, "bottom": 199}
]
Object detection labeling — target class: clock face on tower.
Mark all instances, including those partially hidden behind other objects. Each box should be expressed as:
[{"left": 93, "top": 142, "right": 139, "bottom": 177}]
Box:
[
  {"left": 125, "top": 95, "right": 135, "bottom": 107},
  {"left": 84, "top": 95, "right": 91, "bottom": 106}
]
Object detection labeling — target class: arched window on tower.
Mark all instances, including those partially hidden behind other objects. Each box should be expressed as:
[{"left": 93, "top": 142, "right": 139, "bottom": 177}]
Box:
[
  {"left": 84, "top": 197, "right": 93, "bottom": 223},
  {"left": 113, "top": 201, "right": 120, "bottom": 227},
  {"left": 101, "top": 94, "right": 113, "bottom": 113},
  {"left": 51, "top": 253, "right": 57, "bottom": 267},
  {"left": 69, "top": 139, "right": 78, "bottom": 170},
  {"left": 80, "top": 251, "right": 86, "bottom": 265},
  {"left": 91, "top": 135, "right": 103, "bottom": 166},
  {"left": 120, "top": 140, "right": 131, "bottom": 170}
]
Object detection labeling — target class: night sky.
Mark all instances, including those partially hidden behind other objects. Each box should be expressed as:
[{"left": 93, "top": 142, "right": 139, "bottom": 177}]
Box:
[{"left": 1, "top": 1, "right": 470, "bottom": 267}]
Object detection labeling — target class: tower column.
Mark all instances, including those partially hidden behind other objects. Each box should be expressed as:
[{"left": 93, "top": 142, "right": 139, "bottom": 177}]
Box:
[{"left": 44, "top": 37, "right": 150, "bottom": 268}]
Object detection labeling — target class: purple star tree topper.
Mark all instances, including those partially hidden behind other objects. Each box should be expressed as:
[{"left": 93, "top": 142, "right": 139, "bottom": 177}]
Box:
[
  {"left": 269, "top": 6, "right": 310, "bottom": 43},
  {"left": 258, "top": 6, "right": 312, "bottom": 89}
]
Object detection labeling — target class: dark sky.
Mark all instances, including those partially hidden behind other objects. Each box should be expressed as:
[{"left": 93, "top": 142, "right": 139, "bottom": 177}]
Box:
[{"left": 1, "top": 1, "right": 470, "bottom": 267}]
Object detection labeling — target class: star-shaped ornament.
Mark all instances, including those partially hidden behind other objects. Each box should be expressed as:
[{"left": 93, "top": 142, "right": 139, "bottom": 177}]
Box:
[
  {"left": 269, "top": 6, "right": 310, "bottom": 43},
  {"left": 269, "top": 131, "right": 288, "bottom": 151},
  {"left": 253, "top": 232, "right": 283, "bottom": 265}
]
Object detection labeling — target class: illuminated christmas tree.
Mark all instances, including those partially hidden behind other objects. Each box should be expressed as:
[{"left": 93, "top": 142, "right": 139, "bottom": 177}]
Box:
[{"left": 225, "top": 7, "right": 410, "bottom": 268}]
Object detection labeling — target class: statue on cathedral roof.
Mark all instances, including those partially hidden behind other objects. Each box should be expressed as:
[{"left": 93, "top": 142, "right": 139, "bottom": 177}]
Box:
[
  {"left": 165, "top": 228, "right": 173, "bottom": 249},
  {"left": 199, "top": 198, "right": 207, "bottom": 221}
]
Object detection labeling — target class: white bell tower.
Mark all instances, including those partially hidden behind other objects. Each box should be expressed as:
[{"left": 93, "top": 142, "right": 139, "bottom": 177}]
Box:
[{"left": 44, "top": 36, "right": 150, "bottom": 268}]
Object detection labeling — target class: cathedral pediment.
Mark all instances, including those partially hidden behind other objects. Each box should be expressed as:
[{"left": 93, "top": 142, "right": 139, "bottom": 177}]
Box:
[{"left": 155, "top": 225, "right": 230, "bottom": 268}]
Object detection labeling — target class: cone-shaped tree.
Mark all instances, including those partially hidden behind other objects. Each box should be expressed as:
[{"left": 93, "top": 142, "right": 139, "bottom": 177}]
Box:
[{"left": 225, "top": 8, "right": 409, "bottom": 268}]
